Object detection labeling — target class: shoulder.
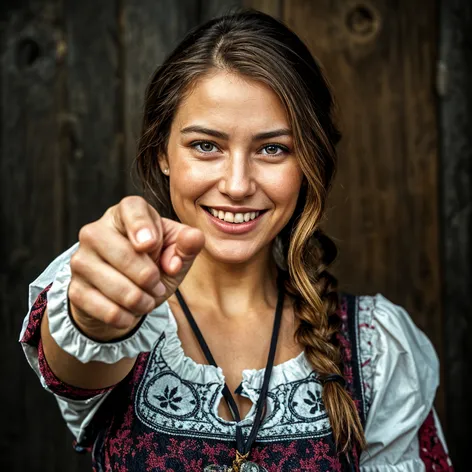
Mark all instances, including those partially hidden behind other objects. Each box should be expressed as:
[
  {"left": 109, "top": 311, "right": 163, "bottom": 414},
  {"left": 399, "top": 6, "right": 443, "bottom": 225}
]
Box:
[
  {"left": 346, "top": 294, "right": 443, "bottom": 467},
  {"left": 354, "top": 292, "right": 439, "bottom": 422}
]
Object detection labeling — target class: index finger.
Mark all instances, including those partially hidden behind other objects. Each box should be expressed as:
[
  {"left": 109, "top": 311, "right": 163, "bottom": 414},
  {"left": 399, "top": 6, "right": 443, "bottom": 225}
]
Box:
[{"left": 114, "top": 196, "right": 163, "bottom": 255}]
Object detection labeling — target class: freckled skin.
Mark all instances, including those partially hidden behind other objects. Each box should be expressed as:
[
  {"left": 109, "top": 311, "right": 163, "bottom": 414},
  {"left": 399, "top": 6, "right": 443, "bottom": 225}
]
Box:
[{"left": 161, "top": 70, "right": 304, "bottom": 264}]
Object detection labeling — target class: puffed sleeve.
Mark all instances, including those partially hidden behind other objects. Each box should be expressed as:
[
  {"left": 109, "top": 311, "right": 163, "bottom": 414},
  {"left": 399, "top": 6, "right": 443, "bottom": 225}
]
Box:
[{"left": 357, "top": 294, "right": 453, "bottom": 471}]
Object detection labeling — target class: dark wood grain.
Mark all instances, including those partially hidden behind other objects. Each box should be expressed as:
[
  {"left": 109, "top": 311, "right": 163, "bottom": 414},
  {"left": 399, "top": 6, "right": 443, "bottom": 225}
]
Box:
[
  {"left": 1, "top": 0, "right": 469, "bottom": 470},
  {"left": 0, "top": 1, "right": 90, "bottom": 470},
  {"left": 283, "top": 0, "right": 444, "bottom": 417},
  {"left": 439, "top": 0, "right": 472, "bottom": 468},
  {"left": 199, "top": 0, "right": 242, "bottom": 22},
  {"left": 62, "top": 0, "right": 124, "bottom": 245},
  {"left": 244, "top": 0, "right": 282, "bottom": 18},
  {"left": 121, "top": 0, "right": 200, "bottom": 196}
]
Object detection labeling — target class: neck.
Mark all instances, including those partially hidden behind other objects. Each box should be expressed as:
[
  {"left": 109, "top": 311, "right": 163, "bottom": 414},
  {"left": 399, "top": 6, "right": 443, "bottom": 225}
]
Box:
[{"left": 178, "top": 245, "right": 280, "bottom": 318}]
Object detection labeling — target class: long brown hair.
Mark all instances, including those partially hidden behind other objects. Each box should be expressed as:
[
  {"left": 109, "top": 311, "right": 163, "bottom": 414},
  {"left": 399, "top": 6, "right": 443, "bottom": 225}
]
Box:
[{"left": 135, "top": 9, "right": 366, "bottom": 452}]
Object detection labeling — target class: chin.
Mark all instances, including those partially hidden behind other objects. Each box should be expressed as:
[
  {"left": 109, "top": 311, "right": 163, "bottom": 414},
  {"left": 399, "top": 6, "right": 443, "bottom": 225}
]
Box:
[{"left": 205, "top": 240, "right": 265, "bottom": 265}]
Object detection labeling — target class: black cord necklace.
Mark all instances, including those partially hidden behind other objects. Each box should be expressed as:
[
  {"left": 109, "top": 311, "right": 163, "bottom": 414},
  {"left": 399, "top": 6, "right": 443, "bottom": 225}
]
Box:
[{"left": 174, "top": 276, "right": 285, "bottom": 472}]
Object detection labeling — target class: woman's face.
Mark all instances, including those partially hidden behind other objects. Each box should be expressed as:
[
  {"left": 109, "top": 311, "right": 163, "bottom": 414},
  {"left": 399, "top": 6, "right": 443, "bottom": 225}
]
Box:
[{"left": 162, "top": 70, "right": 304, "bottom": 264}]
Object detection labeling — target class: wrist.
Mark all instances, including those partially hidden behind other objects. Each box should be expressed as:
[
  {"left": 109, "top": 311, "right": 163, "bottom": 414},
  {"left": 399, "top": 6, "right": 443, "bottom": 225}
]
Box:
[
  {"left": 68, "top": 298, "right": 144, "bottom": 343},
  {"left": 46, "top": 257, "right": 166, "bottom": 364}
]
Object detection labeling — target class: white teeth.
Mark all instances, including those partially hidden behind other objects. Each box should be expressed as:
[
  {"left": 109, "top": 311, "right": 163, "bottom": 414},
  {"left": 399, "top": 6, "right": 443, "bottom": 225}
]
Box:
[{"left": 207, "top": 207, "right": 262, "bottom": 223}]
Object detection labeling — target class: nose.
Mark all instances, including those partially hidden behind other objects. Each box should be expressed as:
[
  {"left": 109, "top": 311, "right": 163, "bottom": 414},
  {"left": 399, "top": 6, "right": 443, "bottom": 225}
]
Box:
[{"left": 218, "top": 152, "right": 256, "bottom": 200}]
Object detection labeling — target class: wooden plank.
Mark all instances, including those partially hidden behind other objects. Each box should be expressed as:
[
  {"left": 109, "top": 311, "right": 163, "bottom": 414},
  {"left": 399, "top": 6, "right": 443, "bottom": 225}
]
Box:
[
  {"left": 439, "top": 0, "right": 472, "bottom": 467},
  {"left": 199, "top": 0, "right": 242, "bottom": 22},
  {"left": 244, "top": 0, "right": 282, "bottom": 18},
  {"left": 201, "top": 1, "right": 282, "bottom": 22},
  {"left": 0, "top": 1, "right": 91, "bottom": 470},
  {"left": 62, "top": 0, "right": 124, "bottom": 246},
  {"left": 284, "top": 0, "right": 444, "bottom": 417},
  {"left": 122, "top": 0, "right": 200, "bottom": 195}
]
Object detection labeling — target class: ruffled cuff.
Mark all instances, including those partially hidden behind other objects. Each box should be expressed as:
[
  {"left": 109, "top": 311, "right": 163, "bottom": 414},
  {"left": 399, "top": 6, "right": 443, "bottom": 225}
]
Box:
[{"left": 47, "top": 253, "right": 171, "bottom": 364}]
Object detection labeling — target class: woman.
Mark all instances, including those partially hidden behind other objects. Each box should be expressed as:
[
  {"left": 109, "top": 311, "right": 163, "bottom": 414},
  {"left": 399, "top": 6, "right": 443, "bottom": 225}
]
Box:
[{"left": 20, "top": 10, "right": 452, "bottom": 472}]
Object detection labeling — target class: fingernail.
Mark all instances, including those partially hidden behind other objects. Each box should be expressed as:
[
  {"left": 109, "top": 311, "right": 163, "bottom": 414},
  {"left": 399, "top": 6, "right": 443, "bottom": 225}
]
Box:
[
  {"left": 156, "top": 281, "right": 166, "bottom": 297},
  {"left": 136, "top": 228, "right": 152, "bottom": 244}
]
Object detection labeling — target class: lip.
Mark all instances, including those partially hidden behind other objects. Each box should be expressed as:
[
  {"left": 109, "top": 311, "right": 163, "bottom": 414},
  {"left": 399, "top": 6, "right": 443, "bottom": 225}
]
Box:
[
  {"left": 202, "top": 207, "right": 266, "bottom": 234},
  {"left": 201, "top": 205, "right": 266, "bottom": 213}
]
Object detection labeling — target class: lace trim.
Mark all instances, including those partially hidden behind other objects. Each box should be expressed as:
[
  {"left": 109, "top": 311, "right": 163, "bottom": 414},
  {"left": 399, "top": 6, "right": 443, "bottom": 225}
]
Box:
[{"left": 357, "top": 295, "right": 377, "bottom": 416}]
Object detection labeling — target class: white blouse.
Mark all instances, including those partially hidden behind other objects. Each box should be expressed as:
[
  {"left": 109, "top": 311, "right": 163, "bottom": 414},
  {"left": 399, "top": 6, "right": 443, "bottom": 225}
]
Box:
[{"left": 19, "top": 243, "right": 451, "bottom": 471}]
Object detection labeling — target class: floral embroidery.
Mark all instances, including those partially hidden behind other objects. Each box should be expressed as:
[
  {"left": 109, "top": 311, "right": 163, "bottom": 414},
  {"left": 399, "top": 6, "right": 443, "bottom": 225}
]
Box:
[
  {"left": 296, "top": 390, "right": 322, "bottom": 415},
  {"left": 155, "top": 385, "right": 184, "bottom": 411},
  {"left": 137, "top": 341, "right": 331, "bottom": 441},
  {"left": 23, "top": 291, "right": 368, "bottom": 471}
]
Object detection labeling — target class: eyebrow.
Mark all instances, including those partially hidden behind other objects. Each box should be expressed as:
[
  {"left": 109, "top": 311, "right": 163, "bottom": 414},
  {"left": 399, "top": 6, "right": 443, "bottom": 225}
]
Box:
[{"left": 180, "top": 125, "right": 292, "bottom": 141}]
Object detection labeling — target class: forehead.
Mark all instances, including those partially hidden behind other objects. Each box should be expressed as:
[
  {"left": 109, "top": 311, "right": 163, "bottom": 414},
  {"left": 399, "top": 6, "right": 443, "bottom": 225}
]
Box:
[{"left": 173, "top": 70, "right": 290, "bottom": 132}]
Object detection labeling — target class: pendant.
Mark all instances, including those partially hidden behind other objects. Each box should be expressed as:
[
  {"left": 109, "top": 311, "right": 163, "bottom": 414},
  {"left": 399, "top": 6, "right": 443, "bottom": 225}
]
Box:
[
  {"left": 239, "top": 461, "right": 268, "bottom": 472},
  {"left": 203, "top": 462, "right": 267, "bottom": 472}
]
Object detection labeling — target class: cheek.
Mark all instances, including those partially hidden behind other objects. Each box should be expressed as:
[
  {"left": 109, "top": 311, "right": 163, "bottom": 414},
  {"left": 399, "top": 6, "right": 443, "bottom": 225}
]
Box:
[
  {"left": 167, "top": 151, "right": 215, "bottom": 221},
  {"left": 266, "top": 166, "right": 304, "bottom": 211}
]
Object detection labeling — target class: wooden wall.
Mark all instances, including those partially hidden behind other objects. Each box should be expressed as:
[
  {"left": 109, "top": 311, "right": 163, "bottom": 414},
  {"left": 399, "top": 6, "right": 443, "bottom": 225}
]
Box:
[
  {"left": 439, "top": 0, "right": 472, "bottom": 468},
  {"left": 0, "top": 0, "right": 469, "bottom": 470},
  {"left": 284, "top": 0, "right": 445, "bottom": 417}
]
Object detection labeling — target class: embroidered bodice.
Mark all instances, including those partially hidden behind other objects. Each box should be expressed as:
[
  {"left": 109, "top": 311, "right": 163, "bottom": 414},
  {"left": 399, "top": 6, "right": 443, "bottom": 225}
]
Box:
[{"left": 19, "top": 243, "right": 453, "bottom": 471}]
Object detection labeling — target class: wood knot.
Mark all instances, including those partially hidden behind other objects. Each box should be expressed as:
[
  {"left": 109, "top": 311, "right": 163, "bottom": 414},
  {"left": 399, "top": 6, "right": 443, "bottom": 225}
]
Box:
[
  {"left": 345, "top": 3, "right": 381, "bottom": 41},
  {"left": 16, "top": 38, "right": 41, "bottom": 70}
]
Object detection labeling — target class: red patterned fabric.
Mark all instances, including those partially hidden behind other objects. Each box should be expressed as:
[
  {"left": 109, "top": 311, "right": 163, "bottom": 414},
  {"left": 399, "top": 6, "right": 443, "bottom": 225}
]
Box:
[
  {"left": 83, "top": 297, "right": 359, "bottom": 471},
  {"left": 38, "top": 339, "right": 113, "bottom": 400},
  {"left": 21, "top": 284, "right": 53, "bottom": 345},
  {"left": 419, "top": 410, "right": 454, "bottom": 471},
  {"left": 23, "top": 285, "right": 114, "bottom": 400},
  {"left": 23, "top": 287, "right": 454, "bottom": 471}
]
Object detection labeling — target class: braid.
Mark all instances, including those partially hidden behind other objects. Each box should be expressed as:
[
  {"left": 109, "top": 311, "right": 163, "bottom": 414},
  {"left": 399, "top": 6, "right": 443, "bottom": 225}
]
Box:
[
  {"left": 278, "top": 200, "right": 366, "bottom": 453},
  {"left": 133, "top": 6, "right": 366, "bottom": 453}
]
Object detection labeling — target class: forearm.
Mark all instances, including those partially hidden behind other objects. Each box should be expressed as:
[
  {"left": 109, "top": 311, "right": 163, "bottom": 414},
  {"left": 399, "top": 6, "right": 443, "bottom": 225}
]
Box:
[{"left": 41, "top": 308, "right": 136, "bottom": 389}]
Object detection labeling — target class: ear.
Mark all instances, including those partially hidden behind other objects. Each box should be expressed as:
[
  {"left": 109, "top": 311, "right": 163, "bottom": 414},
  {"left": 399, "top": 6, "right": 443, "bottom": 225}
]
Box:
[{"left": 157, "top": 155, "right": 169, "bottom": 174}]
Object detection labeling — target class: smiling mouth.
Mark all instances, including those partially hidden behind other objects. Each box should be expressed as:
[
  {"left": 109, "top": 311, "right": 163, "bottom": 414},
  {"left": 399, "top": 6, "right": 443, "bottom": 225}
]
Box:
[{"left": 202, "top": 206, "right": 268, "bottom": 224}]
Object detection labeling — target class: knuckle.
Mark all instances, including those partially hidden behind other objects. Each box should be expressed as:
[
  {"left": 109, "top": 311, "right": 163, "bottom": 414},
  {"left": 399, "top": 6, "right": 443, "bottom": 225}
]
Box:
[
  {"left": 103, "top": 305, "right": 122, "bottom": 325},
  {"left": 103, "top": 205, "right": 116, "bottom": 217},
  {"left": 137, "top": 265, "right": 160, "bottom": 287},
  {"left": 78, "top": 224, "right": 96, "bottom": 244},
  {"left": 70, "top": 251, "right": 86, "bottom": 274},
  {"left": 120, "top": 195, "right": 143, "bottom": 208},
  {"left": 121, "top": 196, "right": 152, "bottom": 225},
  {"left": 122, "top": 288, "right": 146, "bottom": 311},
  {"left": 119, "top": 249, "right": 137, "bottom": 272},
  {"left": 68, "top": 280, "right": 82, "bottom": 305}
]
